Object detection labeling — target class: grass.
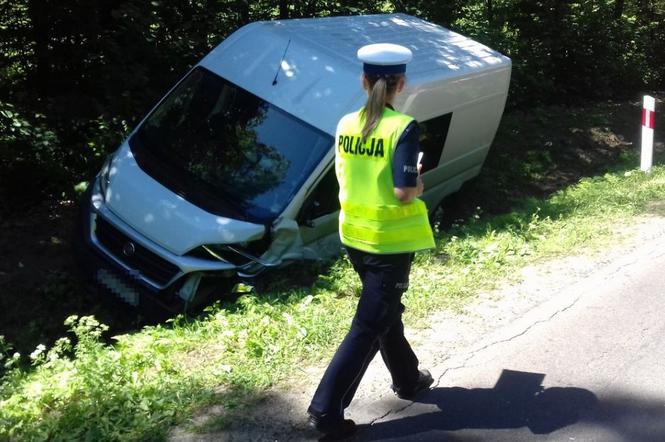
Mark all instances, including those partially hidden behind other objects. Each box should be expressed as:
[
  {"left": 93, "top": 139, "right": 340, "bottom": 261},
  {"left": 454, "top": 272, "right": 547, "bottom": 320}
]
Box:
[{"left": 2, "top": 101, "right": 664, "bottom": 440}]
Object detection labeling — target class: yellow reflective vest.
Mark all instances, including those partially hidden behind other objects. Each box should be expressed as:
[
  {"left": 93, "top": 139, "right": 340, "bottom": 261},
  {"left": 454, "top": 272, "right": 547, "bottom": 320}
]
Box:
[{"left": 335, "top": 107, "right": 435, "bottom": 254}]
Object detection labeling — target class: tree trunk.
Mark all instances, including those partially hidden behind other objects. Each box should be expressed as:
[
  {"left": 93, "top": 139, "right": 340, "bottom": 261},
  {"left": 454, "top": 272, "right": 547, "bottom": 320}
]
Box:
[
  {"left": 236, "top": 0, "right": 250, "bottom": 24},
  {"left": 27, "top": 0, "right": 50, "bottom": 96},
  {"left": 279, "top": 0, "right": 289, "bottom": 19},
  {"left": 614, "top": 0, "right": 624, "bottom": 19}
]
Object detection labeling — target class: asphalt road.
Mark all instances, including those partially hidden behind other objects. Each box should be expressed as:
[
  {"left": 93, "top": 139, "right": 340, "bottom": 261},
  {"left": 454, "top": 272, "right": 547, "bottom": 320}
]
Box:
[{"left": 348, "top": 228, "right": 665, "bottom": 442}]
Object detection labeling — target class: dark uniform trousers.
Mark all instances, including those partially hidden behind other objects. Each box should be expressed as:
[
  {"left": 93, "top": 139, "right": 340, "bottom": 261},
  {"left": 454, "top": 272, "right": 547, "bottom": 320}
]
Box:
[{"left": 308, "top": 246, "right": 420, "bottom": 421}]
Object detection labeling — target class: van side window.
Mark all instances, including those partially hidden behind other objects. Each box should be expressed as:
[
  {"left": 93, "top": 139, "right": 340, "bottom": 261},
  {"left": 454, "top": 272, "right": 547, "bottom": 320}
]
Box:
[
  {"left": 419, "top": 113, "right": 452, "bottom": 173},
  {"left": 299, "top": 167, "right": 340, "bottom": 223}
]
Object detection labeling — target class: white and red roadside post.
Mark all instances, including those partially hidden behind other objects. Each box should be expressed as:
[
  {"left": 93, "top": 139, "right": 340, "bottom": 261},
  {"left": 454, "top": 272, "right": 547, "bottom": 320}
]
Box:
[{"left": 641, "top": 95, "right": 656, "bottom": 172}]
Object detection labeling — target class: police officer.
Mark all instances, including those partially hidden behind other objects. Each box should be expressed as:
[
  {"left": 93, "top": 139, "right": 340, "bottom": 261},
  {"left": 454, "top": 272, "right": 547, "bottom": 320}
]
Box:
[{"left": 308, "top": 43, "right": 435, "bottom": 439}]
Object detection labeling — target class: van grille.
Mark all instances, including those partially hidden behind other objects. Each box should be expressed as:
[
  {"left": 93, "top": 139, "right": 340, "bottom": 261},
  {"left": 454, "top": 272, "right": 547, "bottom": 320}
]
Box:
[{"left": 95, "top": 217, "right": 180, "bottom": 286}]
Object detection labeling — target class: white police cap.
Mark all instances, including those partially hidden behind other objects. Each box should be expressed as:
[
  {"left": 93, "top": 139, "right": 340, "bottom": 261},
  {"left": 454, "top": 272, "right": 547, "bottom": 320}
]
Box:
[{"left": 357, "top": 43, "right": 413, "bottom": 76}]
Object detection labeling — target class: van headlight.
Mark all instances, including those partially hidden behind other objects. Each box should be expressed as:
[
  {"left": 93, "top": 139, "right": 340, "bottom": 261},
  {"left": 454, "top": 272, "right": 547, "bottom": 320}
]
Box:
[
  {"left": 90, "top": 155, "right": 113, "bottom": 210},
  {"left": 98, "top": 155, "right": 113, "bottom": 198}
]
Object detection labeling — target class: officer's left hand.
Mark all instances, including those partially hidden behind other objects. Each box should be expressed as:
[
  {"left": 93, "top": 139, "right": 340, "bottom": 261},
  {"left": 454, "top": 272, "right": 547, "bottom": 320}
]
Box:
[{"left": 416, "top": 164, "right": 424, "bottom": 197}]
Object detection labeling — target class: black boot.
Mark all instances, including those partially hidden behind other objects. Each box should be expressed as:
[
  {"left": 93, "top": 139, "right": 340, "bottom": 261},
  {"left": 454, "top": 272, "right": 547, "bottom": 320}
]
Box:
[
  {"left": 308, "top": 413, "right": 357, "bottom": 440},
  {"left": 391, "top": 369, "right": 434, "bottom": 400}
]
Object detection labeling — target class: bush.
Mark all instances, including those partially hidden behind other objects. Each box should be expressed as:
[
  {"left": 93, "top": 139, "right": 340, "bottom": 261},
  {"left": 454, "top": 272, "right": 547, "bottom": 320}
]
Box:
[{"left": 0, "top": 102, "right": 65, "bottom": 214}]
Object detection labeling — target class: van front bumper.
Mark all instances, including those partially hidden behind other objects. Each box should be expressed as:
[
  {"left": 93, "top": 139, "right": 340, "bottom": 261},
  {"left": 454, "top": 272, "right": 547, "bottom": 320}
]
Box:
[{"left": 78, "top": 177, "right": 239, "bottom": 311}]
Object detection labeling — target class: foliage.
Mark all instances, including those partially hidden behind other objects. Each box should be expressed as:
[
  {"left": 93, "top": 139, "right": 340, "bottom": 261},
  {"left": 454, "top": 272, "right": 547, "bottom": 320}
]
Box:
[
  {"left": 446, "top": 0, "right": 663, "bottom": 107},
  {"left": 0, "top": 101, "right": 62, "bottom": 212},
  {"left": 0, "top": 315, "right": 212, "bottom": 441}
]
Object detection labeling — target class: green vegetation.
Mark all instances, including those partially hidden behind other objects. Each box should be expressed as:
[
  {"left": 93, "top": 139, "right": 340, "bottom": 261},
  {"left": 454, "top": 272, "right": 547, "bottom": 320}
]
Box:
[{"left": 3, "top": 159, "right": 665, "bottom": 440}]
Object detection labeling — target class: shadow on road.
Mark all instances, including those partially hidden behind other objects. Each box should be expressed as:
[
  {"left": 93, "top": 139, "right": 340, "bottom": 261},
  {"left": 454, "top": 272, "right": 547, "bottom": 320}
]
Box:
[
  {"left": 180, "top": 369, "right": 665, "bottom": 442},
  {"left": 355, "top": 369, "right": 597, "bottom": 441},
  {"left": 353, "top": 369, "right": 665, "bottom": 442}
]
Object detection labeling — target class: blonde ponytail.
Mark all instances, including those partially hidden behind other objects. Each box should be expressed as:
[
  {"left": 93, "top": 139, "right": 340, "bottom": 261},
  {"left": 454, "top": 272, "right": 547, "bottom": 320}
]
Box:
[{"left": 360, "top": 74, "right": 404, "bottom": 142}]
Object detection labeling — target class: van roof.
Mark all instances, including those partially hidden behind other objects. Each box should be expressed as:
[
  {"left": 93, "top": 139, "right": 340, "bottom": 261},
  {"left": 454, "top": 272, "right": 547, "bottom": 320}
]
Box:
[
  {"left": 200, "top": 13, "right": 511, "bottom": 135},
  {"left": 269, "top": 13, "right": 507, "bottom": 77}
]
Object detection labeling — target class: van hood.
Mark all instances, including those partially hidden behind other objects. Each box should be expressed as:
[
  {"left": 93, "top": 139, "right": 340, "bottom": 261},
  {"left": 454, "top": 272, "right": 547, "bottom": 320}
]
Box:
[{"left": 104, "top": 142, "right": 266, "bottom": 256}]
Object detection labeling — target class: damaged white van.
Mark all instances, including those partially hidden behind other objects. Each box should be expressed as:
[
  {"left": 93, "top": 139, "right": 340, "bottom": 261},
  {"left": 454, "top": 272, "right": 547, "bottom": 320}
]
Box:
[{"left": 80, "top": 13, "right": 511, "bottom": 312}]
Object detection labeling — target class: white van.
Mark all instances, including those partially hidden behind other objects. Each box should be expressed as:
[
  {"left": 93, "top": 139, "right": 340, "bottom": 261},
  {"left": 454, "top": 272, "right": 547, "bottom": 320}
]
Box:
[{"left": 81, "top": 13, "right": 511, "bottom": 311}]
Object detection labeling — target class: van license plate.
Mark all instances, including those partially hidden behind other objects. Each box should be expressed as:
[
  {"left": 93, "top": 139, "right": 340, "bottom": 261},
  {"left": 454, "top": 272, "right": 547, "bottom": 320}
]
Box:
[{"left": 96, "top": 268, "right": 140, "bottom": 306}]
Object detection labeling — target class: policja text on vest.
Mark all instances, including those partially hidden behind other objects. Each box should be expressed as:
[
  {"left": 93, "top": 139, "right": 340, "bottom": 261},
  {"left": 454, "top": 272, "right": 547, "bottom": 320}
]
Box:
[{"left": 338, "top": 135, "right": 386, "bottom": 158}]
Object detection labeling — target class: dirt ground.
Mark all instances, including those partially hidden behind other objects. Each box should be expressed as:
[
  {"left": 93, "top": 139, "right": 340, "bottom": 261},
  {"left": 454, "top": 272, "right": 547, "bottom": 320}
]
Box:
[{"left": 0, "top": 97, "right": 662, "bottom": 360}]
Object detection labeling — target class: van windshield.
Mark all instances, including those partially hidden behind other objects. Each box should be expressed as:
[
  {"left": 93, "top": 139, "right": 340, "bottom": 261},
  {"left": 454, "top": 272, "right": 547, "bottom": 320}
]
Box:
[{"left": 130, "top": 66, "right": 333, "bottom": 223}]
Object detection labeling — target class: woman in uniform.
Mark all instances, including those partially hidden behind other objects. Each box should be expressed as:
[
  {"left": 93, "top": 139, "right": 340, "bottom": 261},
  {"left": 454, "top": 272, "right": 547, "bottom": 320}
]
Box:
[{"left": 308, "top": 43, "right": 436, "bottom": 440}]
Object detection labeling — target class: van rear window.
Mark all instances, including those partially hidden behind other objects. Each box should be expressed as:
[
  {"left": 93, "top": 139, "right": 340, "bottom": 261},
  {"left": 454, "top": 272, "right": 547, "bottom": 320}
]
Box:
[{"left": 130, "top": 66, "right": 332, "bottom": 224}]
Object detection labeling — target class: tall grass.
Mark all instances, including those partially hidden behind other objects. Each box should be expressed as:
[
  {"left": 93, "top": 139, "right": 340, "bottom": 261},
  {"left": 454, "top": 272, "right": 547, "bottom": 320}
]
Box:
[{"left": 2, "top": 165, "right": 665, "bottom": 441}]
